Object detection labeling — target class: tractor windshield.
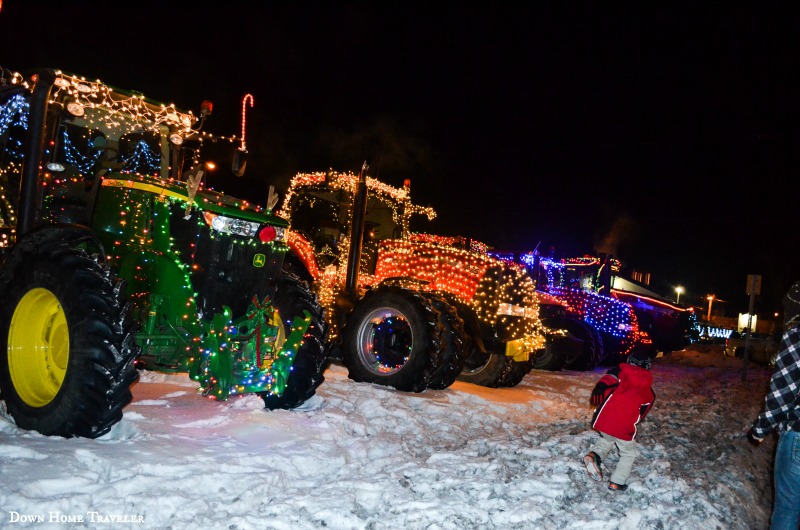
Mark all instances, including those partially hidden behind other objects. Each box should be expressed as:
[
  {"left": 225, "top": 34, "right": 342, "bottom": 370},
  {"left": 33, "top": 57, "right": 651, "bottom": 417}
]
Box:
[
  {"left": 52, "top": 106, "right": 170, "bottom": 181},
  {"left": 287, "top": 184, "right": 403, "bottom": 271}
]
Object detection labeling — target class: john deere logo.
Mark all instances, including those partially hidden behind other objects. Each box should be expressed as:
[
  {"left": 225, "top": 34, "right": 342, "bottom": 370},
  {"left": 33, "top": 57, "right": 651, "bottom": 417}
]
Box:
[{"left": 252, "top": 254, "right": 266, "bottom": 268}]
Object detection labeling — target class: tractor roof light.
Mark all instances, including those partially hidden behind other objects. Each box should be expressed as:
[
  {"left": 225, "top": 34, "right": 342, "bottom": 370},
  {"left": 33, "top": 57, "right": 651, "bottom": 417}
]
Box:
[{"left": 66, "top": 101, "right": 85, "bottom": 117}]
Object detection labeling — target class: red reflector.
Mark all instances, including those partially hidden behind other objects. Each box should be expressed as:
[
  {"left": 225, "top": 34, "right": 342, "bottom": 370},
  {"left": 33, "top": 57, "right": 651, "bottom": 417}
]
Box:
[{"left": 258, "top": 226, "right": 277, "bottom": 242}]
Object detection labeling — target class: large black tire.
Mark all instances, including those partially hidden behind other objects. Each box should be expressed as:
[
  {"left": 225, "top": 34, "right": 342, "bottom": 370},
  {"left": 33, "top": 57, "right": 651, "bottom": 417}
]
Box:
[
  {"left": 451, "top": 298, "right": 524, "bottom": 388},
  {"left": 499, "top": 357, "right": 532, "bottom": 387},
  {"left": 532, "top": 337, "right": 567, "bottom": 372},
  {"left": 561, "top": 317, "right": 601, "bottom": 371},
  {"left": 0, "top": 243, "right": 139, "bottom": 438},
  {"left": 281, "top": 250, "right": 315, "bottom": 285},
  {"left": 425, "top": 293, "right": 467, "bottom": 390},
  {"left": 600, "top": 334, "right": 624, "bottom": 366},
  {"left": 341, "top": 285, "right": 441, "bottom": 392},
  {"left": 260, "top": 272, "right": 329, "bottom": 410},
  {"left": 457, "top": 349, "right": 519, "bottom": 388}
]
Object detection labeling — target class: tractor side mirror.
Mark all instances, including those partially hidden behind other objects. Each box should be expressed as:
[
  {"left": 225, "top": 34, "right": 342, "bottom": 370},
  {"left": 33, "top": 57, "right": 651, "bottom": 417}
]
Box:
[{"left": 232, "top": 148, "right": 247, "bottom": 177}]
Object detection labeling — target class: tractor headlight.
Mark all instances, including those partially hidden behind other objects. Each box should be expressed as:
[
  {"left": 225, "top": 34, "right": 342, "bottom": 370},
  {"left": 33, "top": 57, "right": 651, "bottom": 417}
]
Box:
[
  {"left": 202, "top": 212, "right": 260, "bottom": 238},
  {"left": 497, "top": 303, "right": 537, "bottom": 318}
]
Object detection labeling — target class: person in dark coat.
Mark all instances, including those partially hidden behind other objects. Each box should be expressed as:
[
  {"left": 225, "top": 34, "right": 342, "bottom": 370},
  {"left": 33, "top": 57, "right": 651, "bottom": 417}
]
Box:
[
  {"left": 749, "top": 280, "right": 800, "bottom": 530},
  {"left": 583, "top": 350, "right": 656, "bottom": 491}
]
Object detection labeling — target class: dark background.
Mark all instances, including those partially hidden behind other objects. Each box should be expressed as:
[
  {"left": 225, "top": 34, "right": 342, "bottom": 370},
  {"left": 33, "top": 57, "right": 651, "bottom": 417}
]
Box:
[{"left": 2, "top": 2, "right": 798, "bottom": 318}]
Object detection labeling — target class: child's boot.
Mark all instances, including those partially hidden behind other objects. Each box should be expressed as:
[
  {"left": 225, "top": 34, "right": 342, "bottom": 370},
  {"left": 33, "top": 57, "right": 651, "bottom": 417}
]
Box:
[{"left": 583, "top": 452, "right": 603, "bottom": 481}]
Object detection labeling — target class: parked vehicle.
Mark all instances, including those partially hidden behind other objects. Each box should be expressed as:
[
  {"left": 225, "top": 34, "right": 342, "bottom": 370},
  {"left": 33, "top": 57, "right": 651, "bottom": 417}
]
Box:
[
  {"left": 724, "top": 330, "right": 780, "bottom": 365},
  {"left": 278, "top": 168, "right": 545, "bottom": 390},
  {"left": 0, "top": 68, "right": 327, "bottom": 438}
]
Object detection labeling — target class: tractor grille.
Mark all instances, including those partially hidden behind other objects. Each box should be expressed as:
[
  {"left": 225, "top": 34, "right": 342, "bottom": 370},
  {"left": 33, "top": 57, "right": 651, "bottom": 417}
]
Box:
[{"left": 171, "top": 210, "right": 284, "bottom": 318}]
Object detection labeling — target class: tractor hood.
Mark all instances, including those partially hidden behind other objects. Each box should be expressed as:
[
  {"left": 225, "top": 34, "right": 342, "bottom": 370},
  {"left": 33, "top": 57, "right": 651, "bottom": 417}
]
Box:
[{"left": 101, "top": 173, "right": 287, "bottom": 227}]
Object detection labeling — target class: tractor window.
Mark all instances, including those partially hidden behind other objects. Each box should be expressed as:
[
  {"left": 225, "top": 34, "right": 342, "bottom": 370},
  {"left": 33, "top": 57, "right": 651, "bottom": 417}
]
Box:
[
  {"left": 0, "top": 92, "right": 29, "bottom": 210},
  {"left": 289, "top": 192, "right": 343, "bottom": 261},
  {"left": 361, "top": 194, "right": 401, "bottom": 274},
  {"left": 364, "top": 195, "right": 400, "bottom": 242},
  {"left": 0, "top": 194, "right": 13, "bottom": 226},
  {"left": 52, "top": 122, "right": 105, "bottom": 179},
  {"left": 118, "top": 131, "right": 162, "bottom": 176}
]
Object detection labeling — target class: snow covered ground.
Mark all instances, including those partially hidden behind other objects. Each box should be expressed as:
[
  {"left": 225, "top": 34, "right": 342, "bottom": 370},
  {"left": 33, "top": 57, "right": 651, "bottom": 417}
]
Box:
[{"left": 0, "top": 345, "right": 777, "bottom": 529}]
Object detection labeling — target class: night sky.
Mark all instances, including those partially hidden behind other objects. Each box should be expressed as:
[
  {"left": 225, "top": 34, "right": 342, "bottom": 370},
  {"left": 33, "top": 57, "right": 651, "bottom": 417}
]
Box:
[{"left": 1, "top": 2, "right": 798, "bottom": 316}]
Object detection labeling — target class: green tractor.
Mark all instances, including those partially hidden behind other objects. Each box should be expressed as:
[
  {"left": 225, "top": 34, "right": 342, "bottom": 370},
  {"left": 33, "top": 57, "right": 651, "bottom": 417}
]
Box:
[{"left": 0, "top": 68, "right": 328, "bottom": 438}]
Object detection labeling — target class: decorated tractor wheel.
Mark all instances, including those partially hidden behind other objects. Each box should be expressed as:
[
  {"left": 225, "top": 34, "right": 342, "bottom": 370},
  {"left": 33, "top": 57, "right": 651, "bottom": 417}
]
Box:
[
  {"left": 0, "top": 243, "right": 138, "bottom": 438},
  {"left": 457, "top": 348, "right": 518, "bottom": 388},
  {"left": 531, "top": 335, "right": 568, "bottom": 372},
  {"left": 425, "top": 293, "right": 467, "bottom": 390},
  {"left": 260, "top": 272, "right": 329, "bottom": 410},
  {"left": 449, "top": 296, "right": 529, "bottom": 388},
  {"left": 560, "top": 317, "right": 602, "bottom": 371},
  {"left": 341, "top": 285, "right": 442, "bottom": 392}
]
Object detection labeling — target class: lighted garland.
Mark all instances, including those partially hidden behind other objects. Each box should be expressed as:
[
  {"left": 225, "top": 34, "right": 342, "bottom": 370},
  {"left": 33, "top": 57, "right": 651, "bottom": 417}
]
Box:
[
  {"left": 0, "top": 93, "right": 28, "bottom": 136},
  {"left": 58, "top": 127, "right": 103, "bottom": 174},
  {"left": 0, "top": 95, "right": 27, "bottom": 249},
  {"left": 47, "top": 71, "right": 239, "bottom": 143},
  {"left": 189, "top": 296, "right": 312, "bottom": 400},
  {"left": 120, "top": 139, "right": 161, "bottom": 175}
]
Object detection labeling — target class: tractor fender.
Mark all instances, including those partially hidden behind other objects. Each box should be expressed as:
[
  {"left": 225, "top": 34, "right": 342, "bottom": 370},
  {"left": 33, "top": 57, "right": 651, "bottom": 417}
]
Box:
[{"left": 0, "top": 224, "right": 106, "bottom": 291}]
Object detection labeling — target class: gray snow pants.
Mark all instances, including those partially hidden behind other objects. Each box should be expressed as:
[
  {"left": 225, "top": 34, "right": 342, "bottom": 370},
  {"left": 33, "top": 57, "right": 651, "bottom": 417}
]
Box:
[{"left": 589, "top": 431, "right": 640, "bottom": 485}]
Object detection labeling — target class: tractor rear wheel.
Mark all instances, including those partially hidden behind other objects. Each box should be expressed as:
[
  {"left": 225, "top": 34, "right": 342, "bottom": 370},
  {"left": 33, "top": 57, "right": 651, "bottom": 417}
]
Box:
[
  {"left": 0, "top": 245, "right": 138, "bottom": 438},
  {"left": 260, "top": 272, "right": 329, "bottom": 410},
  {"left": 341, "top": 286, "right": 441, "bottom": 392}
]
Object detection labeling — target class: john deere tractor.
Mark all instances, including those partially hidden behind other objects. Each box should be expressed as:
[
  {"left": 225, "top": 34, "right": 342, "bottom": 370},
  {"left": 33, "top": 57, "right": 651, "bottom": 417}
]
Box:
[
  {"left": 0, "top": 67, "right": 327, "bottom": 438},
  {"left": 278, "top": 167, "right": 545, "bottom": 392}
]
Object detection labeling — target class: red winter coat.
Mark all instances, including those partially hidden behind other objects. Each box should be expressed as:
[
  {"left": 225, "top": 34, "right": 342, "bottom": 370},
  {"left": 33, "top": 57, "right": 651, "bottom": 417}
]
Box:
[{"left": 591, "top": 363, "right": 655, "bottom": 441}]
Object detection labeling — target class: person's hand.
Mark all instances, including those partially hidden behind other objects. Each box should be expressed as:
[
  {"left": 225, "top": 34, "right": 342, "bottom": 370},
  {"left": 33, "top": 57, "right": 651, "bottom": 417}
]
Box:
[
  {"left": 747, "top": 430, "right": 764, "bottom": 447},
  {"left": 590, "top": 382, "right": 608, "bottom": 406}
]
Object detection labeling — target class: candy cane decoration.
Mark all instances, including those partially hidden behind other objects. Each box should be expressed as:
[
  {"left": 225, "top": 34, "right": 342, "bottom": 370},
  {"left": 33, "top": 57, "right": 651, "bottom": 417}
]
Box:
[{"left": 240, "top": 93, "right": 254, "bottom": 151}]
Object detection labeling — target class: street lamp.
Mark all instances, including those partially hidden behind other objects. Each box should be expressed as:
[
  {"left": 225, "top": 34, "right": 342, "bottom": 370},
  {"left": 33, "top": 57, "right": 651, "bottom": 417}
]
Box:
[
  {"left": 707, "top": 294, "right": 715, "bottom": 321},
  {"left": 675, "top": 286, "right": 684, "bottom": 304}
]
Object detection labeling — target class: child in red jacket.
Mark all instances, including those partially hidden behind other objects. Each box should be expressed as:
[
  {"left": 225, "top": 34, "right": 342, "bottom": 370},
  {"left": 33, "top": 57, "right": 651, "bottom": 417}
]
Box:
[{"left": 583, "top": 350, "right": 656, "bottom": 491}]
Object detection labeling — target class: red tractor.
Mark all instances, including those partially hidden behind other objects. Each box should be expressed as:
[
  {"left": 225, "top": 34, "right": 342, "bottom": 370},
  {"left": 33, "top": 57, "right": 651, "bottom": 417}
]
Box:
[{"left": 278, "top": 166, "right": 546, "bottom": 391}]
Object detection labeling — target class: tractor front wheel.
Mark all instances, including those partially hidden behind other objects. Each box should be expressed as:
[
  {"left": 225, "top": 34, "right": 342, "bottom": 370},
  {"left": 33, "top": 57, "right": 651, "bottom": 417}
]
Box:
[
  {"left": 260, "top": 272, "right": 329, "bottom": 410},
  {"left": 561, "top": 317, "right": 602, "bottom": 371},
  {"left": 458, "top": 349, "right": 517, "bottom": 388},
  {"left": 425, "top": 293, "right": 467, "bottom": 390}
]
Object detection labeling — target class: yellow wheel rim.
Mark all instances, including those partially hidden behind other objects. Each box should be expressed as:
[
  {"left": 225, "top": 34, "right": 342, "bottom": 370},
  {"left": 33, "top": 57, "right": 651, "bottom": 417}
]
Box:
[
  {"left": 8, "top": 288, "right": 69, "bottom": 407},
  {"left": 272, "top": 310, "right": 287, "bottom": 351},
  {"left": 256, "top": 310, "right": 288, "bottom": 371}
]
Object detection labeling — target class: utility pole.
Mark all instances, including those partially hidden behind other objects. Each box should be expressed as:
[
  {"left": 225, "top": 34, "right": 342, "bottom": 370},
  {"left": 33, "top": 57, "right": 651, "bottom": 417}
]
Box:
[
  {"left": 742, "top": 274, "right": 761, "bottom": 382},
  {"left": 706, "top": 294, "right": 714, "bottom": 322}
]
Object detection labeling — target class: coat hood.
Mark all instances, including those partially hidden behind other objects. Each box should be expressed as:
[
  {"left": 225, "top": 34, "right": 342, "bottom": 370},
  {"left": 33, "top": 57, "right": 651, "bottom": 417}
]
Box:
[{"left": 618, "top": 362, "right": 653, "bottom": 389}]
